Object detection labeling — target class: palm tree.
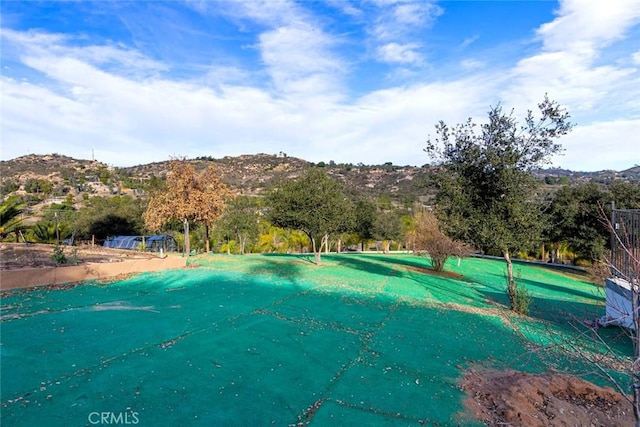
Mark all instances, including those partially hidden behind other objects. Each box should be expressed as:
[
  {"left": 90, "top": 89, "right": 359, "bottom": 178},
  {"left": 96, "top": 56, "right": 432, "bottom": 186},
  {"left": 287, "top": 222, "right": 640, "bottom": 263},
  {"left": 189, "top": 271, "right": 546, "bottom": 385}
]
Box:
[
  {"left": 30, "top": 220, "right": 72, "bottom": 244},
  {"left": 258, "top": 226, "right": 288, "bottom": 253},
  {"left": 0, "top": 197, "right": 25, "bottom": 241},
  {"left": 288, "top": 230, "right": 310, "bottom": 253}
]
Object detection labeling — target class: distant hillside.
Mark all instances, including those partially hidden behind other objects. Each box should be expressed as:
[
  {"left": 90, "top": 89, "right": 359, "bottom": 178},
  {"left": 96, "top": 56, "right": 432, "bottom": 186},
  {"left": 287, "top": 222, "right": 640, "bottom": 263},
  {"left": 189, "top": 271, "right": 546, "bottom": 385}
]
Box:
[
  {"left": 1, "top": 154, "right": 638, "bottom": 210},
  {"left": 0, "top": 154, "right": 110, "bottom": 178},
  {"left": 120, "top": 153, "right": 435, "bottom": 204}
]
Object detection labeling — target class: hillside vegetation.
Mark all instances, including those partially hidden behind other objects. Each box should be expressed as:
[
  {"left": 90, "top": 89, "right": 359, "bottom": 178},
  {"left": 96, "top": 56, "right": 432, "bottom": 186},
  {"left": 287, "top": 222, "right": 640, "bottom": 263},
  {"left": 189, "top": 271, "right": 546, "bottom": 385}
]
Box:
[{"left": 2, "top": 153, "right": 639, "bottom": 211}]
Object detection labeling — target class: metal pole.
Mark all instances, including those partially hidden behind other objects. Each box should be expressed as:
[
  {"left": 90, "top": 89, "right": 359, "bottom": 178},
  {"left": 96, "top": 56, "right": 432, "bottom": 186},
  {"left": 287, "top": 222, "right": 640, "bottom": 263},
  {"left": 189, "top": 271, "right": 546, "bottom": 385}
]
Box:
[{"left": 55, "top": 212, "right": 60, "bottom": 246}]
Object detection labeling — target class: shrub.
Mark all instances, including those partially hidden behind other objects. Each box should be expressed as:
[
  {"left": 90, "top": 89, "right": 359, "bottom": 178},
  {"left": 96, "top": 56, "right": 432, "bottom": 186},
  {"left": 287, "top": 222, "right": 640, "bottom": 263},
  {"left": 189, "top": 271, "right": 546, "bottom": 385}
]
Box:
[
  {"left": 511, "top": 282, "right": 532, "bottom": 315},
  {"left": 506, "top": 271, "right": 532, "bottom": 315},
  {"left": 51, "top": 246, "right": 67, "bottom": 264},
  {"left": 409, "top": 211, "right": 470, "bottom": 271}
]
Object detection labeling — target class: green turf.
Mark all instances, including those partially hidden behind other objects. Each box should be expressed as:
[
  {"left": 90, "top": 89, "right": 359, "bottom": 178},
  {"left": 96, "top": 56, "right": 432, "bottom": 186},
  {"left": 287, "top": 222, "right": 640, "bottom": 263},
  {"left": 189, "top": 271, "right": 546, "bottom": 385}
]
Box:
[{"left": 0, "top": 253, "right": 633, "bottom": 426}]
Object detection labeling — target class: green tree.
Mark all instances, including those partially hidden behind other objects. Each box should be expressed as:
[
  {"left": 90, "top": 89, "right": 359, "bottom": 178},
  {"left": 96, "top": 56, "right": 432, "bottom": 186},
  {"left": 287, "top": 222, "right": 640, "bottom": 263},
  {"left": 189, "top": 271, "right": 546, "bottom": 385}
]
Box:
[
  {"left": 0, "top": 181, "right": 19, "bottom": 197},
  {"left": 267, "top": 169, "right": 351, "bottom": 264},
  {"left": 425, "top": 95, "right": 573, "bottom": 313},
  {"left": 24, "top": 178, "right": 53, "bottom": 196},
  {"left": 544, "top": 183, "right": 609, "bottom": 263},
  {"left": 609, "top": 180, "right": 640, "bottom": 210},
  {"left": 0, "top": 196, "right": 25, "bottom": 241},
  {"left": 372, "top": 210, "right": 404, "bottom": 254},
  {"left": 543, "top": 181, "right": 640, "bottom": 264},
  {"left": 352, "top": 198, "right": 376, "bottom": 251},
  {"left": 30, "top": 219, "right": 72, "bottom": 244},
  {"left": 75, "top": 196, "right": 146, "bottom": 242},
  {"left": 257, "top": 225, "right": 288, "bottom": 253},
  {"left": 217, "top": 196, "right": 261, "bottom": 254},
  {"left": 287, "top": 229, "right": 311, "bottom": 254}
]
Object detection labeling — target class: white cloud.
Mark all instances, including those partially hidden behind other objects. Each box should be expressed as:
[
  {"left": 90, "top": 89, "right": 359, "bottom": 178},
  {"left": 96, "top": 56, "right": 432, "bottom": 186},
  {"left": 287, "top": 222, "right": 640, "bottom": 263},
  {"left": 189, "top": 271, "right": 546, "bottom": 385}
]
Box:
[
  {"left": 1, "top": 0, "right": 639, "bottom": 172},
  {"left": 377, "top": 42, "right": 422, "bottom": 65},
  {"left": 1, "top": 28, "right": 167, "bottom": 79},
  {"left": 460, "top": 59, "right": 484, "bottom": 70},
  {"left": 325, "top": 0, "right": 362, "bottom": 17},
  {"left": 204, "top": 0, "right": 304, "bottom": 28},
  {"left": 258, "top": 23, "right": 345, "bottom": 96},
  {"left": 367, "top": 1, "right": 441, "bottom": 70},
  {"left": 502, "top": 0, "right": 640, "bottom": 120},
  {"left": 460, "top": 35, "right": 478, "bottom": 49},
  {"left": 201, "top": 65, "right": 251, "bottom": 86},
  {"left": 537, "top": 0, "right": 640, "bottom": 53},
  {"left": 393, "top": 2, "right": 442, "bottom": 26},
  {"left": 551, "top": 119, "right": 640, "bottom": 171},
  {"left": 372, "top": 1, "right": 442, "bottom": 41},
  {"left": 633, "top": 50, "right": 640, "bottom": 65}
]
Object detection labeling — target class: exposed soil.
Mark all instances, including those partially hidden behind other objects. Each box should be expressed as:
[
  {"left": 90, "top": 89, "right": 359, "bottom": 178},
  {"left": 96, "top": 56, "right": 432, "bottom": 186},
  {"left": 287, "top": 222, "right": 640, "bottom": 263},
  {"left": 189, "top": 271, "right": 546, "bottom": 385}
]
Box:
[
  {"left": 0, "top": 243, "right": 160, "bottom": 270},
  {"left": 461, "top": 368, "right": 635, "bottom": 426},
  {"left": 404, "top": 264, "right": 464, "bottom": 280}
]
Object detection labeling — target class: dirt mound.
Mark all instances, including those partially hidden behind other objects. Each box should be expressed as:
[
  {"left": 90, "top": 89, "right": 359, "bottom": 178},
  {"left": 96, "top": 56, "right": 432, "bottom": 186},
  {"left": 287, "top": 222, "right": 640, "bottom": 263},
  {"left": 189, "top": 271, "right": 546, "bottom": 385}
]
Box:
[{"left": 461, "top": 369, "right": 634, "bottom": 426}]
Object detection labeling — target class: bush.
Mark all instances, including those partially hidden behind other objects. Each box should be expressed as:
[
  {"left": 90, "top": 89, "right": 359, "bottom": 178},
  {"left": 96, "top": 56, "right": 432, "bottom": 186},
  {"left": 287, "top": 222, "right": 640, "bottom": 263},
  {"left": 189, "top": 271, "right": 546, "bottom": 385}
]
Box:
[
  {"left": 409, "top": 211, "right": 470, "bottom": 271},
  {"left": 51, "top": 246, "right": 67, "bottom": 264},
  {"left": 506, "top": 271, "right": 532, "bottom": 315},
  {"left": 512, "top": 282, "right": 532, "bottom": 315}
]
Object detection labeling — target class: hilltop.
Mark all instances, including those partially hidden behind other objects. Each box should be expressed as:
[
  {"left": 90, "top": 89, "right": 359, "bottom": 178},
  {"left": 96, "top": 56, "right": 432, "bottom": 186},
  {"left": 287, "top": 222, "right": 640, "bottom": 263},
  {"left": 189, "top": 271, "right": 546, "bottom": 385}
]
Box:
[
  {"left": 0, "top": 153, "right": 436, "bottom": 207},
  {"left": 1, "top": 153, "right": 639, "bottom": 210}
]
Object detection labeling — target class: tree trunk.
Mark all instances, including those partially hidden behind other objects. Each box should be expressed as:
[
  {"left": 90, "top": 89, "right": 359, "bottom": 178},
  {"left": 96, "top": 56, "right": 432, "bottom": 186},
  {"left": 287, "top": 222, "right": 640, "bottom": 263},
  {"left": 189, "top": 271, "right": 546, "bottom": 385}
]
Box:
[
  {"left": 504, "top": 249, "right": 516, "bottom": 309},
  {"left": 205, "top": 224, "right": 210, "bottom": 253},
  {"left": 183, "top": 218, "right": 190, "bottom": 257},
  {"left": 337, "top": 238, "right": 342, "bottom": 254},
  {"left": 384, "top": 240, "right": 390, "bottom": 254},
  {"left": 324, "top": 233, "right": 329, "bottom": 254},
  {"left": 314, "top": 236, "right": 321, "bottom": 264},
  {"left": 309, "top": 235, "right": 321, "bottom": 265}
]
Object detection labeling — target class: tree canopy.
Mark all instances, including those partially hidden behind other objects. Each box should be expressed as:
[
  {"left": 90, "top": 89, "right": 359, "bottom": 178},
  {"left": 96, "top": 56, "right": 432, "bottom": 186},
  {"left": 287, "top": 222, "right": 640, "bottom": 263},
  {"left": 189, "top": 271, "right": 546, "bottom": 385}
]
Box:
[
  {"left": 267, "top": 168, "right": 351, "bottom": 264},
  {"left": 0, "top": 196, "right": 25, "bottom": 241},
  {"left": 144, "top": 161, "right": 231, "bottom": 254},
  {"left": 217, "top": 195, "right": 261, "bottom": 254},
  {"left": 372, "top": 210, "right": 404, "bottom": 254},
  {"left": 425, "top": 95, "right": 573, "bottom": 312},
  {"left": 75, "top": 195, "right": 146, "bottom": 242}
]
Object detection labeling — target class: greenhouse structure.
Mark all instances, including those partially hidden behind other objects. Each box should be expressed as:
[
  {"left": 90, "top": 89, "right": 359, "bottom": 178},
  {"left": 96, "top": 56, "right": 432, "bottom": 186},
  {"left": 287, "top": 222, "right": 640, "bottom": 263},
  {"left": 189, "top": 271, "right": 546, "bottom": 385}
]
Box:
[{"left": 103, "top": 235, "right": 178, "bottom": 253}]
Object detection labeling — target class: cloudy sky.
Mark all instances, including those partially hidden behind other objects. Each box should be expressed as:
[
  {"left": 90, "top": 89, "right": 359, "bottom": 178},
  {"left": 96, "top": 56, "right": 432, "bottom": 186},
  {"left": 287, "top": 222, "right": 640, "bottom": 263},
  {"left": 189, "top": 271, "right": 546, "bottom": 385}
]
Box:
[{"left": 1, "top": 0, "right": 639, "bottom": 171}]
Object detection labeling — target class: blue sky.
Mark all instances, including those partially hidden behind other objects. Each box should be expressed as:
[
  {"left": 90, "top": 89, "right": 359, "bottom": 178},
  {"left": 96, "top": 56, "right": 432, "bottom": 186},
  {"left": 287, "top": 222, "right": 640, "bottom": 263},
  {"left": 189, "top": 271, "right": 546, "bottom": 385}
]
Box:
[{"left": 1, "top": 0, "right": 639, "bottom": 171}]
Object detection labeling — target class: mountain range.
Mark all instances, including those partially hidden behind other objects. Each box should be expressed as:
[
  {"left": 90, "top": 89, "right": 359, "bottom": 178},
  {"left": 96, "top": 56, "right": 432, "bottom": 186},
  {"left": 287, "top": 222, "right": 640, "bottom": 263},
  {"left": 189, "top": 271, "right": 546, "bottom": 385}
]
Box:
[{"left": 1, "top": 153, "right": 639, "bottom": 208}]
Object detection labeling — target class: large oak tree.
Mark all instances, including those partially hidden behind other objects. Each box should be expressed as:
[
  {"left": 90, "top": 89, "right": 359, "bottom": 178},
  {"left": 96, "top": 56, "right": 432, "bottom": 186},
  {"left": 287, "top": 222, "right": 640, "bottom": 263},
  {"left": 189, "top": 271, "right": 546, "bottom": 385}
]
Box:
[{"left": 425, "top": 95, "right": 573, "bottom": 312}]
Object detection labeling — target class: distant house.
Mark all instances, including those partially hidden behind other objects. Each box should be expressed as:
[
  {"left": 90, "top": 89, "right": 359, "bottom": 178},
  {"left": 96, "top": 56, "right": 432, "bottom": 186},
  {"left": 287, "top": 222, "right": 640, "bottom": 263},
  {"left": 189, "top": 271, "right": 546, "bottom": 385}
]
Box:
[{"left": 103, "top": 235, "right": 178, "bottom": 253}]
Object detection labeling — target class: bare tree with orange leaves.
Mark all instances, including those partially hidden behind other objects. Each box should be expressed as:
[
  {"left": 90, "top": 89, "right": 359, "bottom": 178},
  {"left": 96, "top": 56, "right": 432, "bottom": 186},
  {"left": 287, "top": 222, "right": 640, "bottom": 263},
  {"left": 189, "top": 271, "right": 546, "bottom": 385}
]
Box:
[{"left": 144, "top": 160, "right": 232, "bottom": 254}]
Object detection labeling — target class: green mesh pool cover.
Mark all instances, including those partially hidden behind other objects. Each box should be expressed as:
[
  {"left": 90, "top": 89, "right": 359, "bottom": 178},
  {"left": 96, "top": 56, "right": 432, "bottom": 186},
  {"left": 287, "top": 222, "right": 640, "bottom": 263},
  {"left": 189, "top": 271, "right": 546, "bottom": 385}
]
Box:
[{"left": 1, "top": 254, "right": 633, "bottom": 426}]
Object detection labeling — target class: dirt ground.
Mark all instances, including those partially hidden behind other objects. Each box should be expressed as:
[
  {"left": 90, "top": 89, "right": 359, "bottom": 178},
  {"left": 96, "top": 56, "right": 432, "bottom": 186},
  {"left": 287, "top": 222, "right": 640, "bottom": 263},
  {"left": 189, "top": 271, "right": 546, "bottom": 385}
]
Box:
[
  {"left": 461, "top": 368, "right": 635, "bottom": 426},
  {"left": 0, "top": 243, "right": 162, "bottom": 270}
]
